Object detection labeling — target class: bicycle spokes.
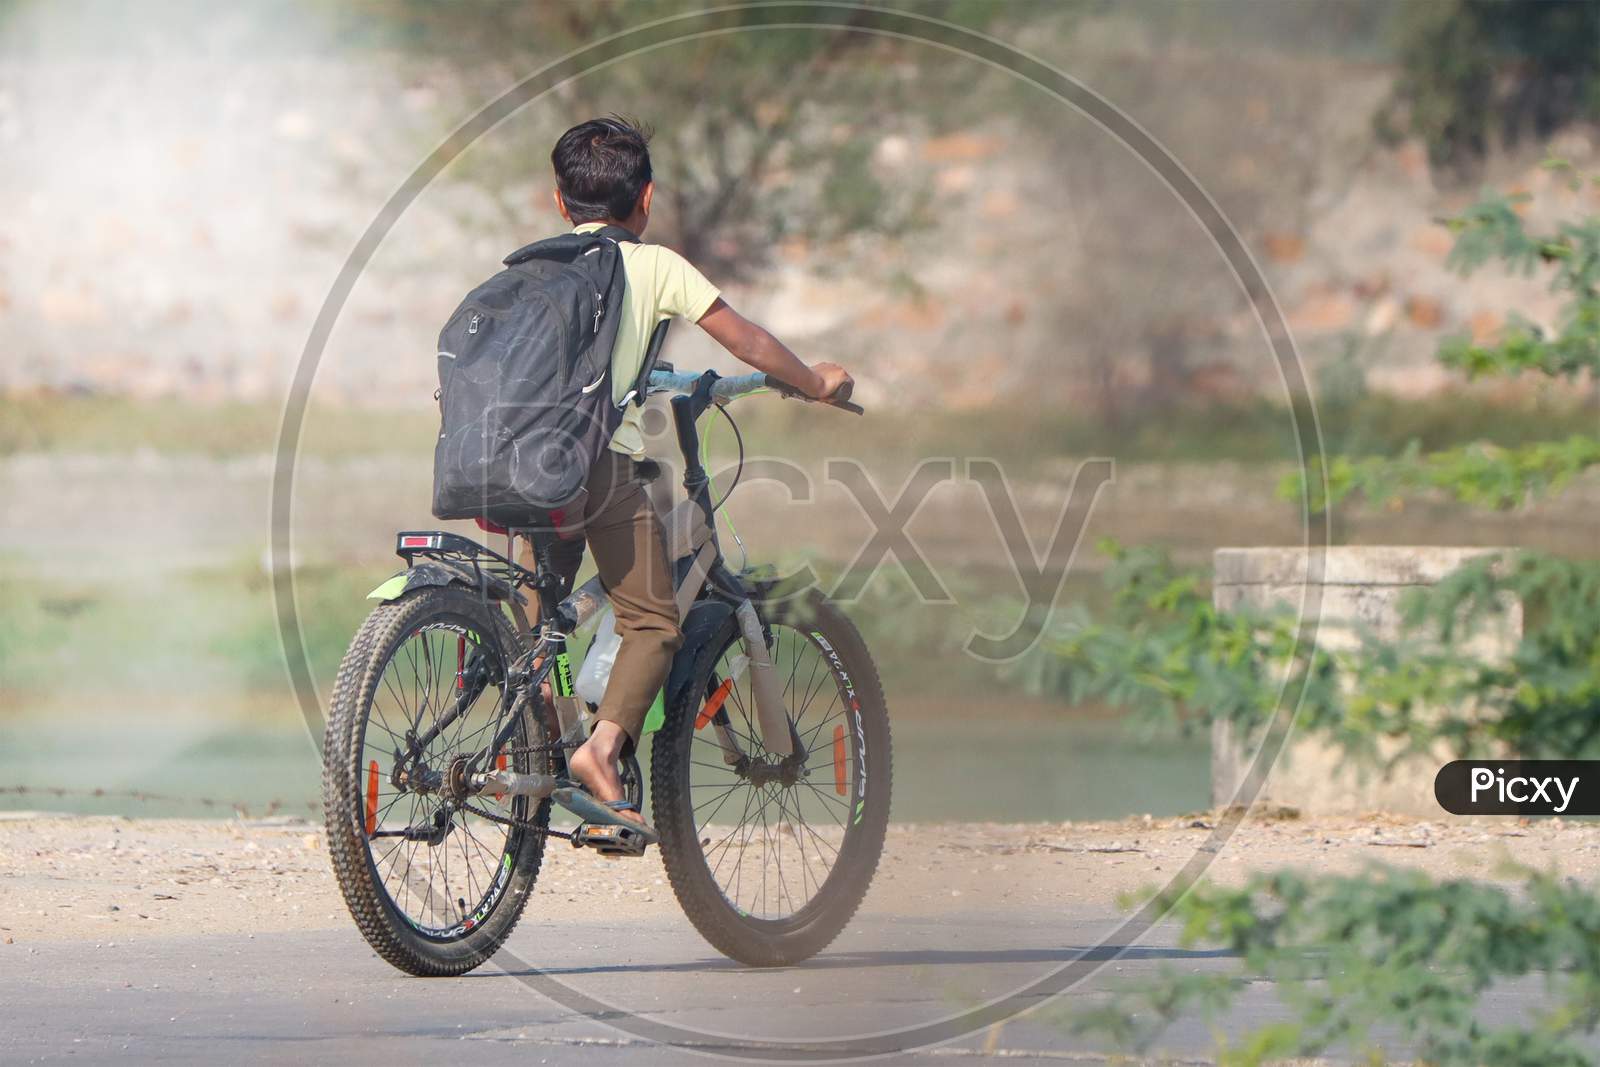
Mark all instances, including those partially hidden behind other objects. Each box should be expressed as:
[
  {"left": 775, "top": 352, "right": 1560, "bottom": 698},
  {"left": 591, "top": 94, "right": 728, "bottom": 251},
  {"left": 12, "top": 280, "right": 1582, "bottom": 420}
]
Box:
[
  {"left": 359, "top": 622, "right": 521, "bottom": 938},
  {"left": 688, "top": 624, "right": 859, "bottom": 920}
]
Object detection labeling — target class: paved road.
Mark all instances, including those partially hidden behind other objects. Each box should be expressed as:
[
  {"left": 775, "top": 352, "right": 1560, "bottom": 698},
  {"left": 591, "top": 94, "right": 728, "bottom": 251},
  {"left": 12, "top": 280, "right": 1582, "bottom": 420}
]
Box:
[
  {"left": 3, "top": 901, "right": 1575, "bottom": 1064},
  {"left": 5, "top": 903, "right": 1262, "bottom": 1064}
]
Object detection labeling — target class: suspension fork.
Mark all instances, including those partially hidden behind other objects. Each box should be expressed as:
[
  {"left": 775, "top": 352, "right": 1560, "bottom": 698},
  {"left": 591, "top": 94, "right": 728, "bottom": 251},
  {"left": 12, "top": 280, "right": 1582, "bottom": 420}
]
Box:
[
  {"left": 731, "top": 597, "right": 799, "bottom": 758},
  {"left": 671, "top": 379, "right": 802, "bottom": 761}
]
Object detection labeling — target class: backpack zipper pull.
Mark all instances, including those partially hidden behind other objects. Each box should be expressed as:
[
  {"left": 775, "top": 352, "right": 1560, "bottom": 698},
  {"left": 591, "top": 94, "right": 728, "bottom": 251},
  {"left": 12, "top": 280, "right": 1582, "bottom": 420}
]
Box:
[
  {"left": 468, "top": 312, "right": 481, "bottom": 335},
  {"left": 593, "top": 292, "right": 603, "bottom": 334}
]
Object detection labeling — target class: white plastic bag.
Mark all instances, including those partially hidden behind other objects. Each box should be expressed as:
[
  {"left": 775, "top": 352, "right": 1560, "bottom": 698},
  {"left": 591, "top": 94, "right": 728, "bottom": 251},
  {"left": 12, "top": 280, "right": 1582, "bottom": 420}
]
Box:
[{"left": 574, "top": 606, "right": 621, "bottom": 707}]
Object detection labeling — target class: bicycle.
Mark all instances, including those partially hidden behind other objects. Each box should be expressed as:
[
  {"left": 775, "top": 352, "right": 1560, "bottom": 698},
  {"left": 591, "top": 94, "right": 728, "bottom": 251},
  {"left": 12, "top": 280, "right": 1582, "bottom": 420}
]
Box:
[{"left": 322, "top": 368, "right": 892, "bottom": 976}]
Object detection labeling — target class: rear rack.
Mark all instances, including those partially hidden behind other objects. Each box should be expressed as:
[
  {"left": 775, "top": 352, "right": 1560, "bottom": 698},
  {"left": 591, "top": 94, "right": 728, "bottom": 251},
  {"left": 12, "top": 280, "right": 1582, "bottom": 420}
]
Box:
[{"left": 395, "top": 531, "right": 538, "bottom": 587}]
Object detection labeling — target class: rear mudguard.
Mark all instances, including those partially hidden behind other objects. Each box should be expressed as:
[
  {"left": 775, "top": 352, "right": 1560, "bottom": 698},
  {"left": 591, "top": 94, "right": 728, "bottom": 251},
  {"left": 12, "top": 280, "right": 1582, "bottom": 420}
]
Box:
[{"left": 367, "top": 560, "right": 525, "bottom": 606}]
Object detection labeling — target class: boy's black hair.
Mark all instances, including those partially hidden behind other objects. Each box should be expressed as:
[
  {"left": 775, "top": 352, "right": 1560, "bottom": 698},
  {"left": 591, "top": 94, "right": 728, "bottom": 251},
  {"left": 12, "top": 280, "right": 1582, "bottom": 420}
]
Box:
[{"left": 551, "top": 116, "right": 653, "bottom": 224}]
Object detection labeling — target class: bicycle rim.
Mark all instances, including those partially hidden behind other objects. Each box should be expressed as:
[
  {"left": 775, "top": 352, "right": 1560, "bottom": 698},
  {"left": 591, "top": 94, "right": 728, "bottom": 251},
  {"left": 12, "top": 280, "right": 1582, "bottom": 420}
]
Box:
[{"left": 356, "top": 616, "right": 526, "bottom": 940}]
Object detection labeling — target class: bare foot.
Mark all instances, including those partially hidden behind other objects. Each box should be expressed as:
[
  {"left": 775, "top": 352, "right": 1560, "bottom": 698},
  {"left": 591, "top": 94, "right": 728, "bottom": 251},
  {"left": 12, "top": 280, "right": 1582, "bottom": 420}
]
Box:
[{"left": 567, "top": 722, "right": 645, "bottom": 828}]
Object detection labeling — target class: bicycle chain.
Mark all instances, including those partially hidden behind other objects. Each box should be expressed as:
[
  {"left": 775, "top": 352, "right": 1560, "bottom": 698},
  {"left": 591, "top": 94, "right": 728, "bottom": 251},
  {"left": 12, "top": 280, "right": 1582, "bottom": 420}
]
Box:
[{"left": 460, "top": 800, "right": 570, "bottom": 839}]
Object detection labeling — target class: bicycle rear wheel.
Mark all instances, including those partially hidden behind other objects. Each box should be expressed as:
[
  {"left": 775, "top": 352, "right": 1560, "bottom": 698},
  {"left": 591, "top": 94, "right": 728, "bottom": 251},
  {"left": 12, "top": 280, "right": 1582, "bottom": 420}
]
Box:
[
  {"left": 652, "top": 590, "right": 892, "bottom": 966},
  {"left": 323, "top": 585, "right": 551, "bottom": 977}
]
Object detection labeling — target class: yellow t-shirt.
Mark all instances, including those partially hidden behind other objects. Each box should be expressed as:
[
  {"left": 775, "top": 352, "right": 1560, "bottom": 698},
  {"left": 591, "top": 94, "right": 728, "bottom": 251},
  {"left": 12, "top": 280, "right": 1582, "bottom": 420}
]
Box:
[{"left": 573, "top": 223, "right": 721, "bottom": 458}]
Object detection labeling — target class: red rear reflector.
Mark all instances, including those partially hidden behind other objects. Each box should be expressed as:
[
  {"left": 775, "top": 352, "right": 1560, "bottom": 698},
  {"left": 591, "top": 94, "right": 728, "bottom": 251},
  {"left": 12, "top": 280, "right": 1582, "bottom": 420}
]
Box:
[
  {"left": 696, "top": 678, "right": 736, "bottom": 729},
  {"left": 365, "top": 760, "right": 380, "bottom": 835},
  {"left": 833, "top": 725, "right": 847, "bottom": 795},
  {"left": 399, "top": 535, "right": 435, "bottom": 548},
  {"left": 456, "top": 635, "right": 466, "bottom": 690}
]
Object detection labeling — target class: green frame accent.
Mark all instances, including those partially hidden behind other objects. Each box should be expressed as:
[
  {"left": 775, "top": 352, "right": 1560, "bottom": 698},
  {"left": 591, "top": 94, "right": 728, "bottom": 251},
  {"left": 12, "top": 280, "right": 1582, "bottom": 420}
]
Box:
[
  {"left": 553, "top": 652, "right": 575, "bottom": 698},
  {"left": 641, "top": 689, "right": 666, "bottom": 735},
  {"left": 367, "top": 573, "right": 409, "bottom": 601}
]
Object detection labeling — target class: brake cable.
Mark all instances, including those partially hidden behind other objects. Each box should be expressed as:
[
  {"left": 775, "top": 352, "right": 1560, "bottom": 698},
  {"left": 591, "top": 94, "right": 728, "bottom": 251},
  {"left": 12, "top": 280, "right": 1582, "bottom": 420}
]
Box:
[{"left": 703, "top": 395, "right": 758, "bottom": 571}]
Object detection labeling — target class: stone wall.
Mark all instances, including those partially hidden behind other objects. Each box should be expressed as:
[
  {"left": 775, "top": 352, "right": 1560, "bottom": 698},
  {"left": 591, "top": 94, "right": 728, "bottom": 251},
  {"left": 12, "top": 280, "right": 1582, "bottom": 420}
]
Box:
[{"left": 2, "top": 2, "right": 1590, "bottom": 411}]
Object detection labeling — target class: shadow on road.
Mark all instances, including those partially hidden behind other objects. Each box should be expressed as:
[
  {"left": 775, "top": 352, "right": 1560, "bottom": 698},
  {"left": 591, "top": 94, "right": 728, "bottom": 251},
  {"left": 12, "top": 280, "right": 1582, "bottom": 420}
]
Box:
[{"left": 488, "top": 942, "right": 1236, "bottom": 979}]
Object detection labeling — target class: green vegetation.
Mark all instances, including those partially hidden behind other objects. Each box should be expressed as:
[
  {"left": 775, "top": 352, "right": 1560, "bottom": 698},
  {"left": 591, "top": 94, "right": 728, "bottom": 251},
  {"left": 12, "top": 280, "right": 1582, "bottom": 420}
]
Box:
[
  {"left": 0, "top": 393, "right": 434, "bottom": 460},
  {"left": 0, "top": 555, "right": 376, "bottom": 705},
  {"left": 1291, "top": 178, "right": 1600, "bottom": 512},
  {"left": 1377, "top": 0, "right": 1600, "bottom": 175},
  {"left": 9, "top": 385, "right": 1598, "bottom": 475},
  {"left": 1019, "top": 541, "right": 1600, "bottom": 769},
  {"left": 0, "top": 549, "right": 1047, "bottom": 716},
  {"left": 1073, "top": 865, "right": 1600, "bottom": 1066},
  {"left": 1024, "top": 179, "right": 1600, "bottom": 773},
  {"left": 1039, "top": 177, "right": 1600, "bottom": 1064},
  {"left": 334, "top": 0, "right": 1059, "bottom": 281}
]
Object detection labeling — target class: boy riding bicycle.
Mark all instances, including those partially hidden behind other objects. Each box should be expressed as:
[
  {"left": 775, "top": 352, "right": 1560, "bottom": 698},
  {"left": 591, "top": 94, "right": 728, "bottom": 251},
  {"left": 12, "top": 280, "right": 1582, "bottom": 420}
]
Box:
[{"left": 533, "top": 117, "right": 853, "bottom": 832}]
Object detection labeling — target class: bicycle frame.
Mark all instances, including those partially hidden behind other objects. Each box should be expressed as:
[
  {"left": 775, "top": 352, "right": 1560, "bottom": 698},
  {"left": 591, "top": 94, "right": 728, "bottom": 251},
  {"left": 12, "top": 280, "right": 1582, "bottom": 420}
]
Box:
[{"left": 380, "top": 370, "right": 803, "bottom": 804}]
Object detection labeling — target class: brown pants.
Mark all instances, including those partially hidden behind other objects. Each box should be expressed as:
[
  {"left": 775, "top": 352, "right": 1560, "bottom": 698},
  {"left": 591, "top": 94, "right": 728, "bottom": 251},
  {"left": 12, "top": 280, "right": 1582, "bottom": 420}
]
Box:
[{"left": 518, "top": 452, "right": 682, "bottom": 743}]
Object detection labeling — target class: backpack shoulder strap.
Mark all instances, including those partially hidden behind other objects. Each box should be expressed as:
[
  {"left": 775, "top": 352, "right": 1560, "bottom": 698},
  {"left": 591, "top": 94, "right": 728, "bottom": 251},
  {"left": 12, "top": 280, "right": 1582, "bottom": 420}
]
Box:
[
  {"left": 592, "top": 224, "right": 641, "bottom": 245},
  {"left": 623, "top": 319, "right": 671, "bottom": 407},
  {"left": 501, "top": 225, "right": 641, "bottom": 266}
]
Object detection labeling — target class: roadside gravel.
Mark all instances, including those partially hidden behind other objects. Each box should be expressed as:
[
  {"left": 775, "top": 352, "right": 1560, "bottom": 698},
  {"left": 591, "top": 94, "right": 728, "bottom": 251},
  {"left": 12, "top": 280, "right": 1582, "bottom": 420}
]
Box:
[{"left": 2, "top": 810, "right": 1595, "bottom": 944}]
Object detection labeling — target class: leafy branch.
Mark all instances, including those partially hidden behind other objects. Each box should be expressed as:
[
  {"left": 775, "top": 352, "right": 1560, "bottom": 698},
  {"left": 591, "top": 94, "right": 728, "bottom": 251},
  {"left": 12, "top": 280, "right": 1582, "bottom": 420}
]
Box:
[
  {"left": 1067, "top": 865, "right": 1600, "bottom": 1066},
  {"left": 1003, "top": 540, "right": 1342, "bottom": 742},
  {"left": 1283, "top": 183, "right": 1600, "bottom": 512},
  {"left": 1300, "top": 435, "right": 1600, "bottom": 511},
  {"left": 1016, "top": 543, "right": 1600, "bottom": 773}
]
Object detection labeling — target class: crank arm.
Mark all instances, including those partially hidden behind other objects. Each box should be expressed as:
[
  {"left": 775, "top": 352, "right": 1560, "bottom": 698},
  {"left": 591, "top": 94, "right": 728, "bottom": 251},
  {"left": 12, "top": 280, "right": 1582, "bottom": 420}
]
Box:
[{"left": 471, "top": 767, "right": 557, "bottom": 799}]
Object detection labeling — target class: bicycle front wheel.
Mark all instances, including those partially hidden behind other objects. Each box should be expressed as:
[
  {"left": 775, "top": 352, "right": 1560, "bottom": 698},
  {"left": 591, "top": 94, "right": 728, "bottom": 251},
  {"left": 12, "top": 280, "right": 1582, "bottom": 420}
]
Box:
[{"left": 652, "top": 590, "right": 892, "bottom": 966}]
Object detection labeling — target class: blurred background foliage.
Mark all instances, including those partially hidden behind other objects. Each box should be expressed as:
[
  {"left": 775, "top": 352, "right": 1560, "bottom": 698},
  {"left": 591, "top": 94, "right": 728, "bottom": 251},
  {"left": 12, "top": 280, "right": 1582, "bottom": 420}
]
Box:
[
  {"left": 1376, "top": 0, "right": 1600, "bottom": 176},
  {"left": 1023, "top": 179, "right": 1600, "bottom": 774},
  {"left": 1071, "top": 864, "right": 1600, "bottom": 1066},
  {"left": 1032, "top": 173, "right": 1600, "bottom": 1063},
  {"left": 1, "top": 0, "right": 1598, "bottom": 822},
  {"left": 320, "top": 0, "right": 1067, "bottom": 280},
  {"left": 5, "top": 5, "right": 1595, "bottom": 1053}
]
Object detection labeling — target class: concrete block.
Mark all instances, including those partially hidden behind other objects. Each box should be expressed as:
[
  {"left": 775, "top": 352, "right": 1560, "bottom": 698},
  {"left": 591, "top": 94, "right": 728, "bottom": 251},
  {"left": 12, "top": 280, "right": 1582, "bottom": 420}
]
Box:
[{"left": 1211, "top": 546, "right": 1520, "bottom": 816}]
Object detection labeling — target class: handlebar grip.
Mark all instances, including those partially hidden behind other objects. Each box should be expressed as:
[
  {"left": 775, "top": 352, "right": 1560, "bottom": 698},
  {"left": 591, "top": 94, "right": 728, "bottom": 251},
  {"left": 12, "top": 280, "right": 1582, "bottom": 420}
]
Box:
[
  {"left": 761, "top": 374, "right": 865, "bottom": 415},
  {"left": 761, "top": 373, "right": 803, "bottom": 397}
]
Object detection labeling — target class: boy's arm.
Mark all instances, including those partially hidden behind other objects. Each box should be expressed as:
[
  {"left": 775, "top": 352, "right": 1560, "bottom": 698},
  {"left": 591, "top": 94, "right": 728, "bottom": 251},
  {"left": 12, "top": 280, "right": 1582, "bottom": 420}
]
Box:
[{"left": 697, "top": 298, "right": 851, "bottom": 400}]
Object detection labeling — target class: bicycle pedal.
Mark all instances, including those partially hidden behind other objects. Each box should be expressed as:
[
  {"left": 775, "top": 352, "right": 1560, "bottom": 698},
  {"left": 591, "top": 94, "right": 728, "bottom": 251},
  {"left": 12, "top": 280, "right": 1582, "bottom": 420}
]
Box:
[{"left": 571, "top": 822, "right": 649, "bottom": 858}]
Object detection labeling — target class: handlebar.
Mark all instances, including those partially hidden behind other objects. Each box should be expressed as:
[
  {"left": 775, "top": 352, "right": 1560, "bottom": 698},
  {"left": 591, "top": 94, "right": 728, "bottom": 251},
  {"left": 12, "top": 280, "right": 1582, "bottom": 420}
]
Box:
[
  {"left": 762, "top": 374, "right": 863, "bottom": 414},
  {"left": 646, "top": 368, "right": 864, "bottom": 415}
]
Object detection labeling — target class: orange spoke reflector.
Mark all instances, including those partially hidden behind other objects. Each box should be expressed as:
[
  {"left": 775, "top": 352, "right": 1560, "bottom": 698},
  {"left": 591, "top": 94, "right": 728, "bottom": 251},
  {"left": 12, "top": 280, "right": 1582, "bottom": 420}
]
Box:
[
  {"left": 696, "top": 678, "right": 736, "bottom": 729},
  {"left": 365, "top": 760, "right": 380, "bottom": 835},
  {"left": 493, "top": 752, "right": 508, "bottom": 801},
  {"left": 833, "top": 725, "right": 847, "bottom": 795}
]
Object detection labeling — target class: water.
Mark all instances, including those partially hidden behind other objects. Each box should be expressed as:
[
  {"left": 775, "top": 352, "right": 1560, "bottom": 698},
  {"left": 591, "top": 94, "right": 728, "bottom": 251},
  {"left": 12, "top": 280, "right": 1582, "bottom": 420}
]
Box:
[
  {"left": 891, "top": 714, "right": 1210, "bottom": 823},
  {"left": 0, "top": 708, "right": 1209, "bottom": 823}
]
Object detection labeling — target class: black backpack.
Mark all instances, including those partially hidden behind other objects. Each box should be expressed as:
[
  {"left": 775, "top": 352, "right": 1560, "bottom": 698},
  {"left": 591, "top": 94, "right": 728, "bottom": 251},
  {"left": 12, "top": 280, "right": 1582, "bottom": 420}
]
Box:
[{"left": 431, "top": 225, "right": 650, "bottom": 527}]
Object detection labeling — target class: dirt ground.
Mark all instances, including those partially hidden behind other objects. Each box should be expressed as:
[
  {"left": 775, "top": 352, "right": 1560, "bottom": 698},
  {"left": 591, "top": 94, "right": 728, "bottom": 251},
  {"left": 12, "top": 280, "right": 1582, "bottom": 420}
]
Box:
[{"left": 2, "top": 810, "right": 1596, "bottom": 947}]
